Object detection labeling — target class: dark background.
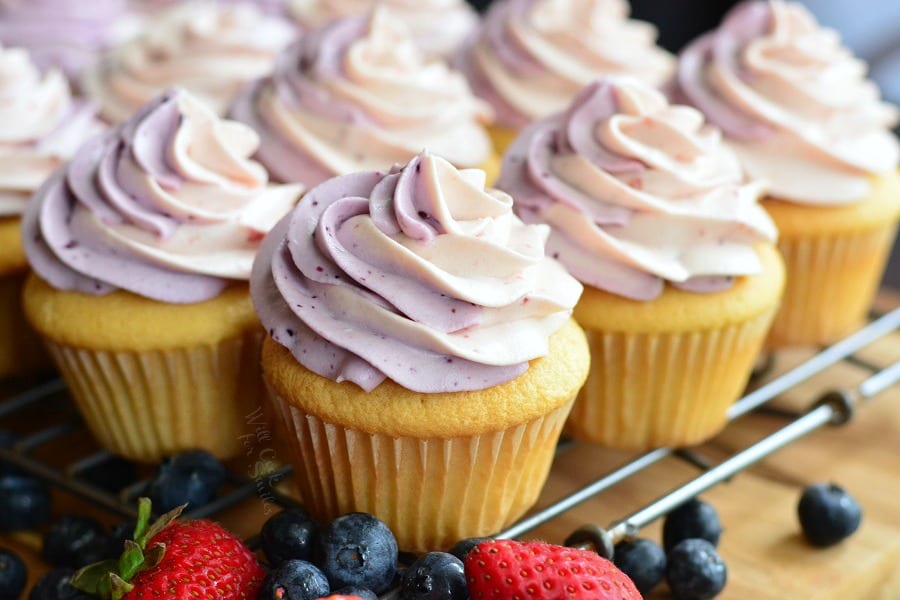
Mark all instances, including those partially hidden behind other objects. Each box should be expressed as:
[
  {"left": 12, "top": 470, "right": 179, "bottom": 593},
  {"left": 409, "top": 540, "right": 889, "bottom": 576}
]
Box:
[{"left": 464, "top": 0, "right": 900, "bottom": 292}]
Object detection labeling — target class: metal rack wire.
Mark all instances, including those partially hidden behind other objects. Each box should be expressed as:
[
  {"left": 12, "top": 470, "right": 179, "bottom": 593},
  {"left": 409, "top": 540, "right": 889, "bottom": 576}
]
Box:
[{"left": 1, "top": 307, "right": 899, "bottom": 596}]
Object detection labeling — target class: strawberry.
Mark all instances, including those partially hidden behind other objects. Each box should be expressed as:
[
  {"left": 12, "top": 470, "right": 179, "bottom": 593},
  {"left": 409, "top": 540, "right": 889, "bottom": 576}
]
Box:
[
  {"left": 72, "top": 499, "right": 265, "bottom": 599},
  {"left": 464, "top": 540, "right": 641, "bottom": 600}
]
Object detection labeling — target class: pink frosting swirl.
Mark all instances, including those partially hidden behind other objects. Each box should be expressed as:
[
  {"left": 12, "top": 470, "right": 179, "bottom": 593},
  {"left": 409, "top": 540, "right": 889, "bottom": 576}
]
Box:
[
  {"left": 460, "top": 0, "right": 675, "bottom": 128},
  {"left": 231, "top": 10, "right": 492, "bottom": 187},
  {"left": 251, "top": 152, "right": 581, "bottom": 393},
  {"left": 498, "top": 78, "right": 777, "bottom": 301},
  {"left": 676, "top": 1, "right": 899, "bottom": 204},
  {"left": 23, "top": 89, "right": 302, "bottom": 303}
]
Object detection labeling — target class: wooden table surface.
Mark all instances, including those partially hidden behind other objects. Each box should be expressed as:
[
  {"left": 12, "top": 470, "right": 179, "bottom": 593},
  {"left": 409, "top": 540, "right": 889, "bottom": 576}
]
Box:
[{"left": 2, "top": 293, "right": 899, "bottom": 599}]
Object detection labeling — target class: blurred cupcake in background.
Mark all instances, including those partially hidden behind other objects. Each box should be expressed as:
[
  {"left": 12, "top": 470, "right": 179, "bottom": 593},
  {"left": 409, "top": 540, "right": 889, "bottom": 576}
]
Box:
[
  {"left": 133, "top": 0, "right": 287, "bottom": 16},
  {"left": 0, "top": 0, "right": 129, "bottom": 80},
  {"left": 498, "top": 77, "right": 783, "bottom": 449},
  {"left": 21, "top": 88, "right": 303, "bottom": 461},
  {"left": 231, "top": 9, "right": 496, "bottom": 187},
  {"left": 83, "top": 0, "right": 295, "bottom": 124},
  {"left": 0, "top": 45, "right": 102, "bottom": 378},
  {"left": 459, "top": 0, "right": 675, "bottom": 154},
  {"left": 675, "top": 0, "right": 900, "bottom": 347},
  {"left": 287, "top": 0, "right": 478, "bottom": 60}
]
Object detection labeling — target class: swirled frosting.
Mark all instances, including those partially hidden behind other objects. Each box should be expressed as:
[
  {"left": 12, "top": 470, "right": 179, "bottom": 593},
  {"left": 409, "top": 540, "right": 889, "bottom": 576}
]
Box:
[
  {"left": 0, "top": 0, "right": 128, "bottom": 78},
  {"left": 231, "top": 10, "right": 492, "bottom": 186},
  {"left": 0, "top": 46, "right": 102, "bottom": 218},
  {"left": 135, "top": 0, "right": 287, "bottom": 16},
  {"left": 251, "top": 152, "right": 581, "bottom": 393},
  {"left": 676, "top": 1, "right": 899, "bottom": 204},
  {"left": 23, "top": 89, "right": 304, "bottom": 303},
  {"left": 460, "top": 0, "right": 675, "bottom": 129},
  {"left": 498, "top": 78, "right": 777, "bottom": 301},
  {"left": 82, "top": 1, "right": 295, "bottom": 124},
  {"left": 288, "top": 0, "right": 478, "bottom": 59}
]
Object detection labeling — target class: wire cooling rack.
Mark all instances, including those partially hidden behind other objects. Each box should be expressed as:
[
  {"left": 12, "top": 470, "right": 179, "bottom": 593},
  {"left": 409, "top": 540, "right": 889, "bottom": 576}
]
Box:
[{"left": 1, "top": 307, "right": 899, "bottom": 596}]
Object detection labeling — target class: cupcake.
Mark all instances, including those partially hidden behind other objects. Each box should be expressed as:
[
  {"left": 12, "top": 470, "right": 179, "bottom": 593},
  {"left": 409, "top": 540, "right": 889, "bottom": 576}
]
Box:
[
  {"left": 497, "top": 78, "right": 783, "bottom": 449},
  {"left": 0, "top": 45, "right": 102, "bottom": 378},
  {"left": 232, "top": 9, "right": 497, "bottom": 188},
  {"left": 82, "top": 0, "right": 295, "bottom": 124},
  {"left": 252, "top": 152, "right": 588, "bottom": 551},
  {"left": 21, "top": 88, "right": 303, "bottom": 461},
  {"left": 134, "top": 0, "right": 287, "bottom": 16},
  {"left": 459, "top": 0, "right": 675, "bottom": 155},
  {"left": 675, "top": 1, "right": 900, "bottom": 347},
  {"left": 0, "top": 0, "right": 129, "bottom": 80},
  {"left": 287, "top": 0, "right": 478, "bottom": 60}
]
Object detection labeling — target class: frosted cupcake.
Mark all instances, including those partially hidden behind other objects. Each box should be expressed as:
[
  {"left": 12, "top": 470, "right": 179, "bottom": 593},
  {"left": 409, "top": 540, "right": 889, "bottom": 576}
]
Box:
[
  {"left": 232, "top": 9, "right": 496, "bottom": 188},
  {"left": 675, "top": 1, "right": 899, "bottom": 347},
  {"left": 459, "top": 0, "right": 674, "bottom": 155},
  {"left": 0, "top": 45, "right": 102, "bottom": 378},
  {"left": 134, "top": 0, "right": 287, "bottom": 16},
  {"left": 83, "top": 1, "right": 295, "bottom": 124},
  {"left": 287, "top": 0, "right": 478, "bottom": 60},
  {"left": 252, "top": 152, "right": 588, "bottom": 551},
  {"left": 0, "top": 0, "right": 128, "bottom": 80},
  {"left": 22, "top": 88, "right": 303, "bottom": 461},
  {"left": 498, "top": 78, "right": 783, "bottom": 449}
]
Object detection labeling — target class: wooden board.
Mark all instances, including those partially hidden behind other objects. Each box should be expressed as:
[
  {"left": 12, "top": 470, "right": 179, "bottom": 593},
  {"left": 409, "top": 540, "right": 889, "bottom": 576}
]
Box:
[{"left": 2, "top": 301, "right": 899, "bottom": 599}]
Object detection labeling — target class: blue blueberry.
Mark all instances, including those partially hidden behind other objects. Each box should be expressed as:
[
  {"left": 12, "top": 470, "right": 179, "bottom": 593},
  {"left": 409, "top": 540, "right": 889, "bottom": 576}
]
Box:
[
  {"left": 79, "top": 456, "right": 136, "bottom": 494},
  {"left": 0, "top": 548, "right": 27, "bottom": 599},
  {"left": 147, "top": 450, "right": 226, "bottom": 512},
  {"left": 258, "top": 560, "right": 330, "bottom": 600},
  {"left": 29, "top": 568, "right": 92, "bottom": 600},
  {"left": 401, "top": 552, "right": 467, "bottom": 600},
  {"left": 105, "top": 520, "right": 136, "bottom": 559},
  {"left": 663, "top": 498, "right": 723, "bottom": 552},
  {"left": 798, "top": 483, "right": 862, "bottom": 547},
  {"left": 447, "top": 538, "right": 491, "bottom": 562},
  {"left": 0, "top": 475, "right": 52, "bottom": 531},
  {"left": 43, "top": 515, "right": 109, "bottom": 569},
  {"left": 666, "top": 539, "right": 727, "bottom": 600},
  {"left": 334, "top": 586, "right": 378, "bottom": 600},
  {"left": 614, "top": 538, "right": 666, "bottom": 596},
  {"left": 261, "top": 507, "right": 319, "bottom": 567},
  {"left": 316, "top": 513, "right": 398, "bottom": 594}
]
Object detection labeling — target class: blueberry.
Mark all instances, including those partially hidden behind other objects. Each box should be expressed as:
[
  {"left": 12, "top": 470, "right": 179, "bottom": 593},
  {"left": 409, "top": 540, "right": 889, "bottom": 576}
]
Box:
[
  {"left": 258, "top": 560, "right": 330, "bottom": 600},
  {"left": 448, "top": 538, "right": 491, "bottom": 562},
  {"left": 614, "top": 538, "right": 666, "bottom": 596},
  {"left": 43, "top": 515, "right": 109, "bottom": 569},
  {"left": 663, "top": 498, "right": 723, "bottom": 552},
  {"left": 334, "top": 586, "right": 378, "bottom": 600},
  {"left": 0, "top": 548, "right": 27, "bottom": 599},
  {"left": 106, "top": 520, "right": 137, "bottom": 559},
  {"left": 147, "top": 450, "right": 226, "bottom": 512},
  {"left": 798, "top": 483, "right": 862, "bottom": 547},
  {"left": 316, "top": 513, "right": 398, "bottom": 594},
  {"left": 0, "top": 475, "right": 52, "bottom": 531},
  {"left": 29, "top": 568, "right": 92, "bottom": 600},
  {"left": 401, "top": 552, "right": 467, "bottom": 600},
  {"left": 79, "top": 456, "right": 136, "bottom": 494},
  {"left": 666, "top": 539, "right": 727, "bottom": 600},
  {"left": 261, "top": 507, "right": 319, "bottom": 567}
]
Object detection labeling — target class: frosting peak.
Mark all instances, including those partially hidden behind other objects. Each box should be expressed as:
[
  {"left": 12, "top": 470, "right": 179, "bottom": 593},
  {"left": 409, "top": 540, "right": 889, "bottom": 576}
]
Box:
[
  {"left": 23, "top": 89, "right": 303, "bottom": 303},
  {"left": 676, "top": 1, "right": 899, "bottom": 204},
  {"left": 251, "top": 152, "right": 581, "bottom": 393},
  {"left": 499, "top": 77, "right": 777, "bottom": 301},
  {"left": 83, "top": 1, "right": 295, "bottom": 124},
  {"left": 461, "top": 0, "right": 675, "bottom": 128},
  {"left": 231, "top": 10, "right": 492, "bottom": 186}
]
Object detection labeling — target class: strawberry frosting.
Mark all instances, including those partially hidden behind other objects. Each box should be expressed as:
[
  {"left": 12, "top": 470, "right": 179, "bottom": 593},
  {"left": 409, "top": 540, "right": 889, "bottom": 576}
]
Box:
[
  {"left": 23, "top": 89, "right": 303, "bottom": 303},
  {"left": 251, "top": 152, "right": 581, "bottom": 392},
  {"left": 676, "top": 1, "right": 899, "bottom": 204},
  {"left": 498, "top": 78, "right": 777, "bottom": 301}
]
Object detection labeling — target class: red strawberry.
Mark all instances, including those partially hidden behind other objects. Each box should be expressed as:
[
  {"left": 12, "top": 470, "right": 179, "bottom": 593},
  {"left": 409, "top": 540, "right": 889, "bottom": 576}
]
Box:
[
  {"left": 464, "top": 540, "right": 641, "bottom": 600},
  {"left": 72, "top": 499, "right": 264, "bottom": 599}
]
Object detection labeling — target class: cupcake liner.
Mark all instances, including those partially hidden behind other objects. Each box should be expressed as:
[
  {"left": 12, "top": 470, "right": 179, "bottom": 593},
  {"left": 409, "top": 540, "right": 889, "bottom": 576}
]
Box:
[
  {"left": 487, "top": 123, "right": 520, "bottom": 157},
  {"left": 44, "top": 333, "right": 264, "bottom": 462},
  {"left": 767, "top": 224, "right": 897, "bottom": 348},
  {"left": 0, "top": 273, "right": 51, "bottom": 378},
  {"left": 568, "top": 305, "right": 777, "bottom": 449},
  {"left": 269, "top": 389, "right": 575, "bottom": 552}
]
